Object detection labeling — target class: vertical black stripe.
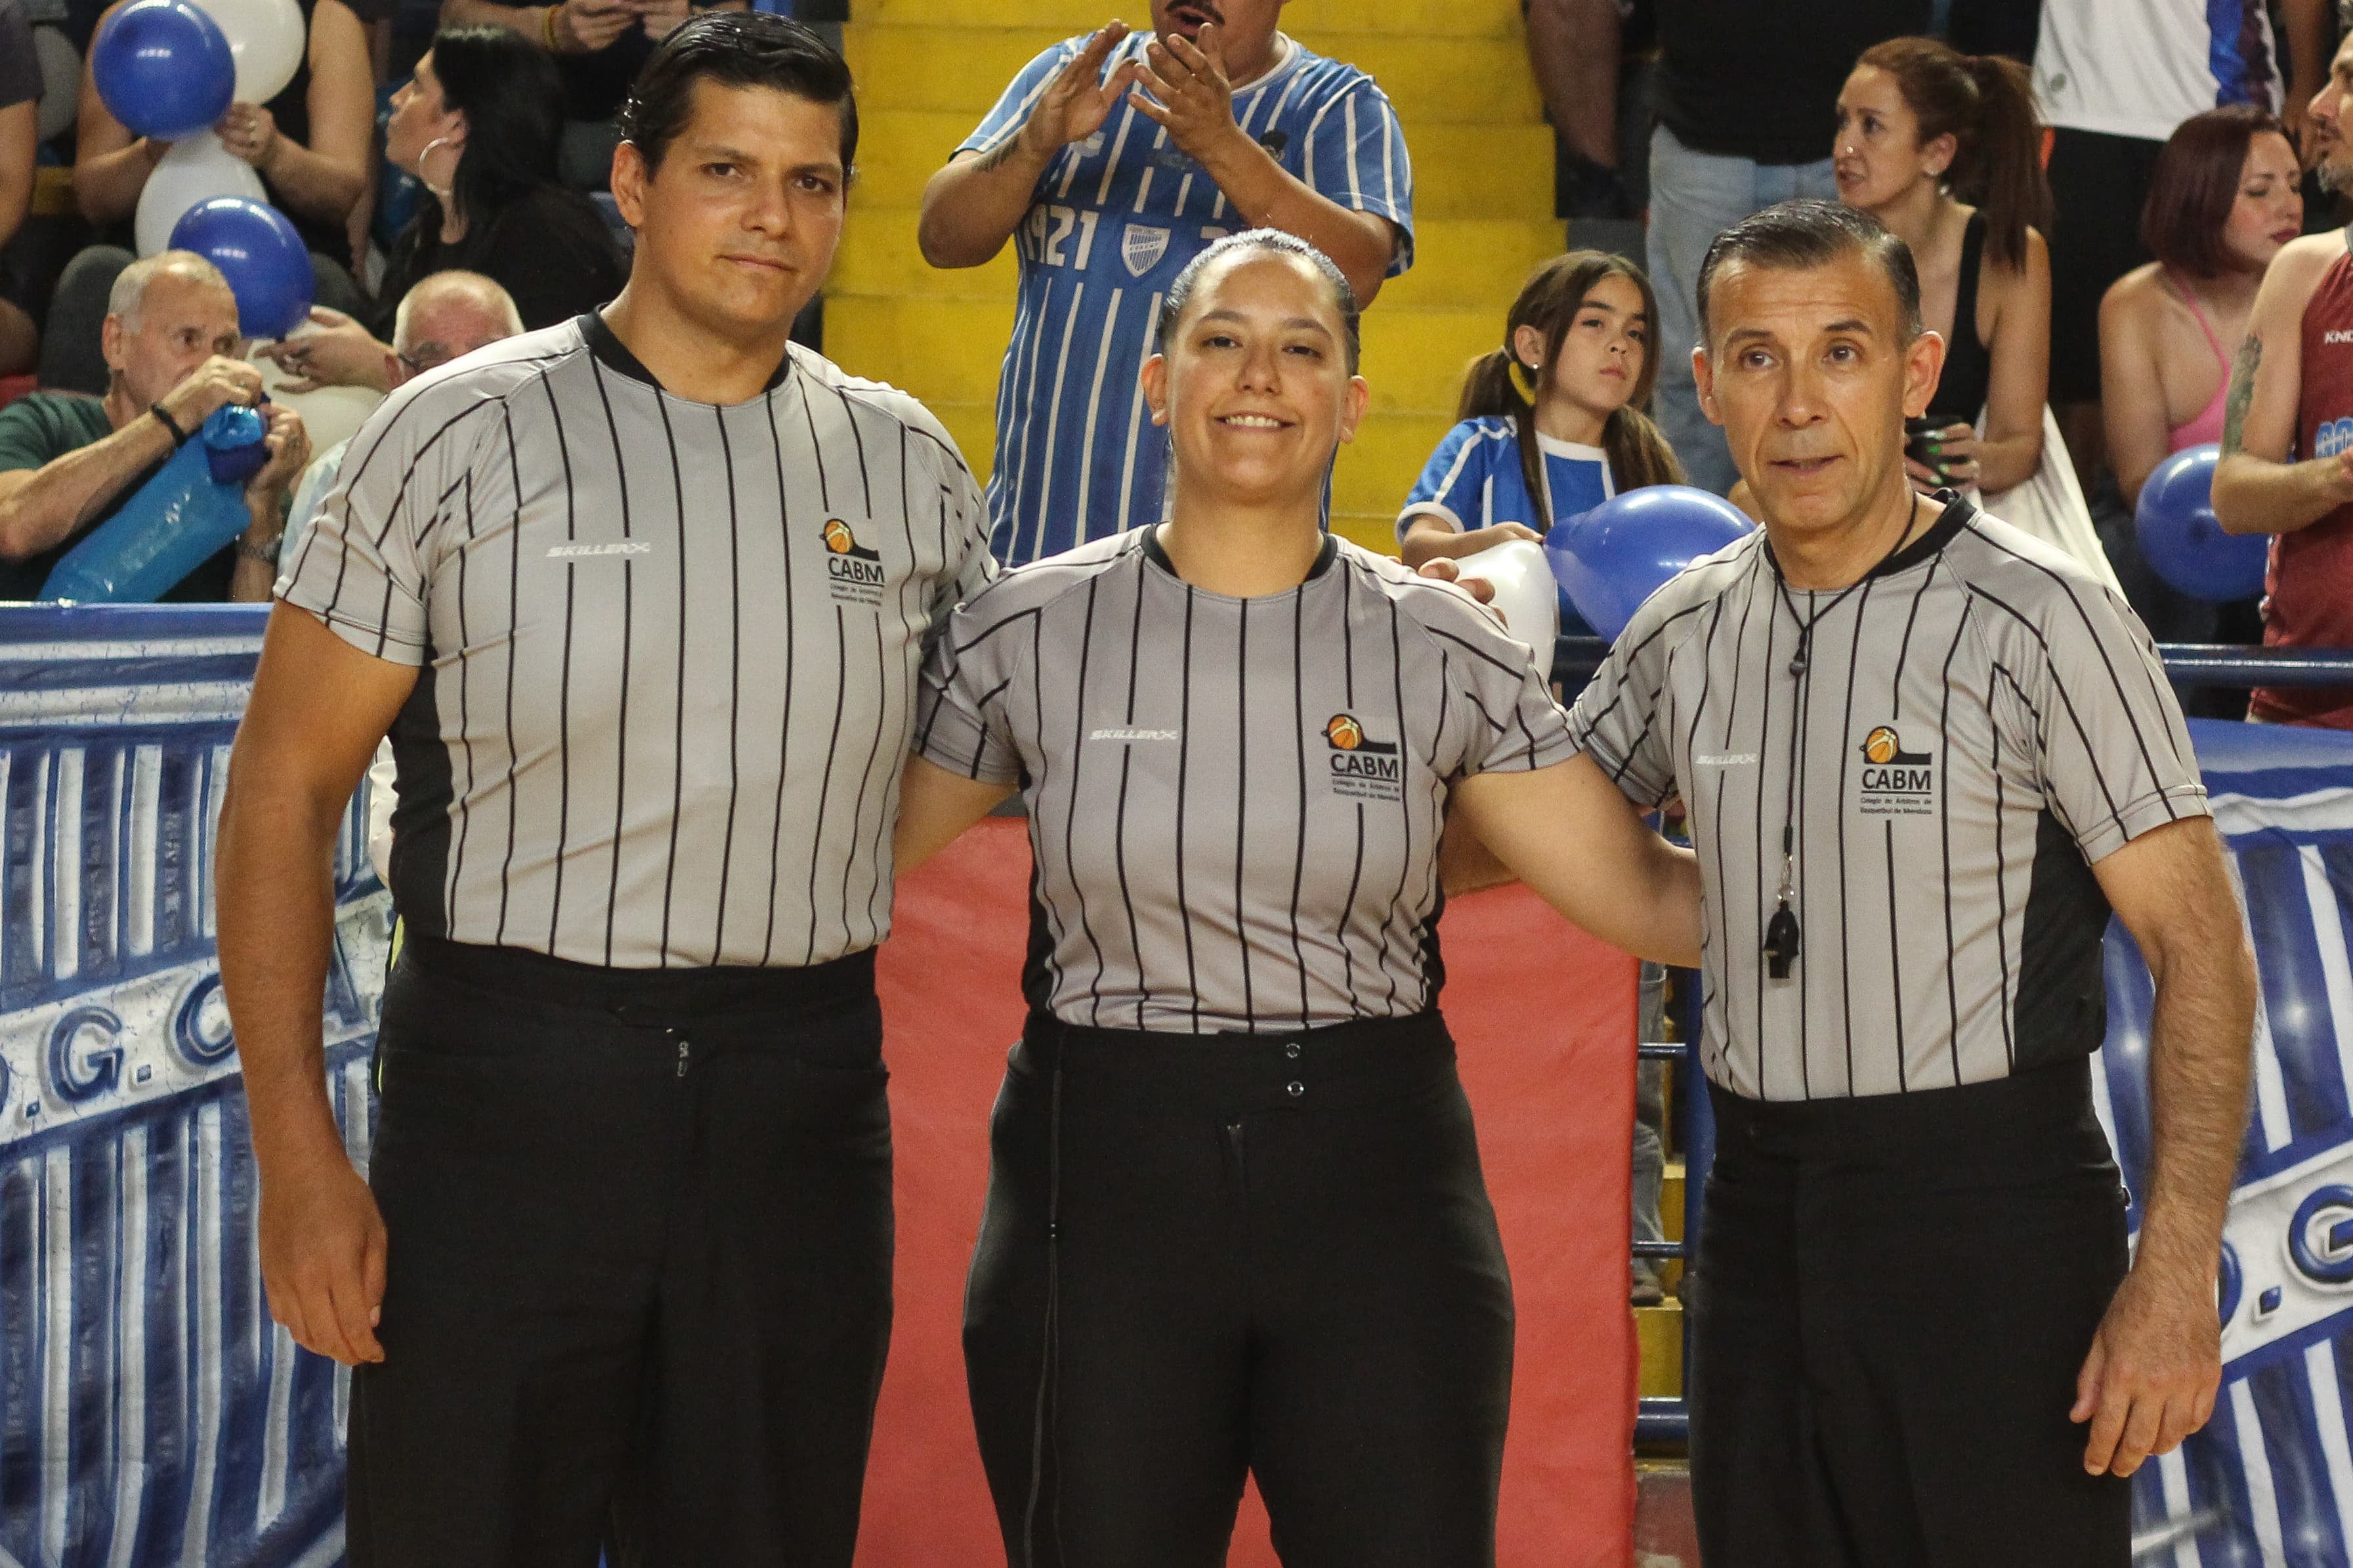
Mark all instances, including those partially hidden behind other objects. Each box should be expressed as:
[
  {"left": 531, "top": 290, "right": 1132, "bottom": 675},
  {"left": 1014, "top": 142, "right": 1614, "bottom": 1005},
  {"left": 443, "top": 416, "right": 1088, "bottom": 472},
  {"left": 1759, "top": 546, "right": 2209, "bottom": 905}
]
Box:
[
  {"left": 587, "top": 358, "right": 635, "bottom": 967},
  {"left": 1288, "top": 588, "right": 1311, "bottom": 1028},
  {"left": 1175, "top": 586, "right": 1200, "bottom": 1031},
  {"left": 710, "top": 406, "right": 744, "bottom": 963},
  {"left": 757, "top": 387, "right": 797, "bottom": 965},
  {"left": 839, "top": 612, "right": 893, "bottom": 955},
  {"left": 1027, "top": 609, "right": 1068, "bottom": 1002},
  {"left": 543, "top": 375, "right": 576, "bottom": 953},
  {"left": 1069, "top": 578, "right": 1109, "bottom": 1016},
  {"left": 1987, "top": 693, "right": 2016, "bottom": 1070},
  {"left": 652, "top": 392, "right": 690, "bottom": 968},
  {"left": 1680, "top": 591, "right": 1728, "bottom": 1084},
  {"left": 444, "top": 471, "right": 478, "bottom": 926},
  {"left": 836, "top": 387, "right": 874, "bottom": 513},
  {"left": 1936, "top": 604, "right": 1971, "bottom": 1085},
  {"left": 1834, "top": 579, "right": 1875, "bottom": 1097},
  {"left": 1234, "top": 599, "right": 1253, "bottom": 1030},
  {"left": 1884, "top": 819, "right": 1907, "bottom": 1091},
  {"left": 1791, "top": 609, "right": 1813, "bottom": 1099},
  {"left": 1334, "top": 562, "right": 1364, "bottom": 1000},
  {"left": 492, "top": 404, "right": 525, "bottom": 944},
  {"left": 1113, "top": 567, "right": 1146, "bottom": 1027},
  {"left": 872, "top": 426, "right": 925, "bottom": 940},
  {"left": 1381, "top": 595, "right": 1412, "bottom": 1014},
  {"left": 1749, "top": 581, "right": 1775, "bottom": 1101},
  {"left": 805, "top": 606, "right": 848, "bottom": 966}
]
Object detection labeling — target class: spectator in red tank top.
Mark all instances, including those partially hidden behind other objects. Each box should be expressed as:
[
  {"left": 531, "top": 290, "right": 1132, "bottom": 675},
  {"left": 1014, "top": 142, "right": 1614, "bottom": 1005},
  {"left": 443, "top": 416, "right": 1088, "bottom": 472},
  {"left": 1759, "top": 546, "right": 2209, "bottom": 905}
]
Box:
[{"left": 2212, "top": 31, "right": 2353, "bottom": 729}]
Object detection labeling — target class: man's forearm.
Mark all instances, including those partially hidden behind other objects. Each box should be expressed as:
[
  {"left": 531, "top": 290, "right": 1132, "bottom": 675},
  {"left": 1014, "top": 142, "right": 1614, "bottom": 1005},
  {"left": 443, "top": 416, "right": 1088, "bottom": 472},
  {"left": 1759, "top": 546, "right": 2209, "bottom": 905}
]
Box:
[
  {"left": 919, "top": 143, "right": 1054, "bottom": 268},
  {"left": 0, "top": 415, "right": 177, "bottom": 559},
  {"left": 1191, "top": 130, "right": 1394, "bottom": 303},
  {"left": 217, "top": 771, "right": 350, "bottom": 1175},
  {"left": 2134, "top": 935, "right": 2257, "bottom": 1291},
  {"left": 2214, "top": 452, "right": 2349, "bottom": 535},
  {"left": 1524, "top": 0, "right": 1620, "bottom": 168}
]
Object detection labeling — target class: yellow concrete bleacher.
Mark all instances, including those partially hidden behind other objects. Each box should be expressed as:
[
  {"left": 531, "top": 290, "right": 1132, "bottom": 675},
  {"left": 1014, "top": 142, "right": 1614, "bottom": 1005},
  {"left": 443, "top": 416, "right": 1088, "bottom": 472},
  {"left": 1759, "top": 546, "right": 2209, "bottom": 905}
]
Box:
[{"left": 829, "top": 0, "right": 1563, "bottom": 554}]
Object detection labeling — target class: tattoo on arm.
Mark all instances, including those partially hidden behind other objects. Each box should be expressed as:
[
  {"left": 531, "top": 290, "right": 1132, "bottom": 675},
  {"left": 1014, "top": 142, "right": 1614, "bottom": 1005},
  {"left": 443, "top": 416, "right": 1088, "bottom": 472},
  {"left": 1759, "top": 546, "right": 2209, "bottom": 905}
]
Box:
[
  {"left": 2222, "top": 331, "right": 2262, "bottom": 457},
  {"left": 973, "top": 135, "right": 1027, "bottom": 173}
]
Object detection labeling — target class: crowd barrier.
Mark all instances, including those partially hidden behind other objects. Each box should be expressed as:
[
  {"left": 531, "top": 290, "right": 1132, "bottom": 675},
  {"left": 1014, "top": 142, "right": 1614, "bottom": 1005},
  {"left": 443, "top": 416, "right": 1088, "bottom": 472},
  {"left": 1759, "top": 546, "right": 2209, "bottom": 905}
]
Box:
[{"left": 8, "top": 609, "right": 2353, "bottom": 1565}]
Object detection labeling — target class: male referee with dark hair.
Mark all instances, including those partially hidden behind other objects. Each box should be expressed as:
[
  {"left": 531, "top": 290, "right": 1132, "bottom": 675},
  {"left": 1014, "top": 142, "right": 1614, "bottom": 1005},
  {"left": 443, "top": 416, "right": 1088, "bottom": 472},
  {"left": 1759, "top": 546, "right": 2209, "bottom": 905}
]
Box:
[
  {"left": 215, "top": 14, "right": 993, "bottom": 1566},
  {"left": 1570, "top": 200, "right": 2256, "bottom": 1566}
]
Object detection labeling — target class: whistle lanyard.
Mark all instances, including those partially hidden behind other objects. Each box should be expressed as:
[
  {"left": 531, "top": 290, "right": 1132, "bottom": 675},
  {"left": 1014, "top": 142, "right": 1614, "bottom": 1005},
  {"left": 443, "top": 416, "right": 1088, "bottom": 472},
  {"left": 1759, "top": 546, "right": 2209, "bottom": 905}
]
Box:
[{"left": 1760, "top": 508, "right": 1942, "bottom": 980}]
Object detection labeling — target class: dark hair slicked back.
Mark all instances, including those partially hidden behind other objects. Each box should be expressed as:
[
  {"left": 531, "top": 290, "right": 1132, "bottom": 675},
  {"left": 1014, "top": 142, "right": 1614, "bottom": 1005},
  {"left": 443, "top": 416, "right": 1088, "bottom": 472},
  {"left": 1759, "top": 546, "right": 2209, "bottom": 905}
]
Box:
[
  {"left": 1695, "top": 199, "right": 1922, "bottom": 348},
  {"left": 1154, "top": 229, "right": 1361, "bottom": 372},
  {"left": 618, "top": 12, "right": 858, "bottom": 177}
]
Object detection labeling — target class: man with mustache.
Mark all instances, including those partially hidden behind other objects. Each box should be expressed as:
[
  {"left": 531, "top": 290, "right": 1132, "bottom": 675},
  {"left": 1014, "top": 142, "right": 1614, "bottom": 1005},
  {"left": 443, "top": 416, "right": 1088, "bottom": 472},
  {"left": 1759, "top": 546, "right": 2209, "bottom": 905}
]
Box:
[
  {"left": 1571, "top": 199, "right": 2253, "bottom": 1565},
  {"left": 2212, "top": 29, "right": 2353, "bottom": 730},
  {"left": 919, "top": 0, "right": 1413, "bottom": 564}
]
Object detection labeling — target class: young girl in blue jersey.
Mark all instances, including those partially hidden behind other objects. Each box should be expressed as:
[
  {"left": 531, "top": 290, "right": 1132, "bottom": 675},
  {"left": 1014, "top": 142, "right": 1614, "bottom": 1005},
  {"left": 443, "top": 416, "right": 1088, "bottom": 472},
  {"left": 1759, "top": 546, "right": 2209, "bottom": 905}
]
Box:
[{"left": 1398, "top": 253, "right": 1682, "bottom": 632}]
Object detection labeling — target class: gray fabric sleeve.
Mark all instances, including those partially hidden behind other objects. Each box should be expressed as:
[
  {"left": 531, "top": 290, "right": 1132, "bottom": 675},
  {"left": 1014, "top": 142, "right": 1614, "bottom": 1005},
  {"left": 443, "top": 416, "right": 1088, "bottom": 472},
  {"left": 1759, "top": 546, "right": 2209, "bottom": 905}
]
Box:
[
  {"left": 1566, "top": 606, "right": 1681, "bottom": 809},
  {"left": 2027, "top": 583, "right": 2210, "bottom": 862},
  {"left": 274, "top": 394, "right": 474, "bottom": 666},
  {"left": 1410, "top": 584, "right": 1577, "bottom": 779},
  {"left": 915, "top": 605, "right": 1023, "bottom": 784}
]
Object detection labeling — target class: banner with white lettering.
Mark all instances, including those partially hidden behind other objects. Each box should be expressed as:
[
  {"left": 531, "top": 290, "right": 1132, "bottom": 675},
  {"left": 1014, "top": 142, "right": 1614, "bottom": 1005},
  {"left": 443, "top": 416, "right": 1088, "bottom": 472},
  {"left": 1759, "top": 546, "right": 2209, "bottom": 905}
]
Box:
[
  {"left": 0, "top": 606, "right": 384, "bottom": 1568},
  {"left": 2106, "top": 717, "right": 2353, "bottom": 1564}
]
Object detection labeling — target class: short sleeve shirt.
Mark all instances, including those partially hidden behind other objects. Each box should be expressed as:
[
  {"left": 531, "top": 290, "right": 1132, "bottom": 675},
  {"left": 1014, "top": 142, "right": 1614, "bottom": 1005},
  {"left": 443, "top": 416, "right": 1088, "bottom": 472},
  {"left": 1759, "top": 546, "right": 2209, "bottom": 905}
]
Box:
[
  {"left": 279, "top": 316, "right": 996, "bottom": 970},
  {"left": 2035, "top": 0, "right": 2280, "bottom": 142},
  {"left": 1398, "top": 416, "right": 1617, "bottom": 638},
  {"left": 1568, "top": 497, "right": 2209, "bottom": 1101},
  {"left": 964, "top": 32, "right": 1414, "bottom": 564},
  {"left": 0, "top": 392, "right": 234, "bottom": 602},
  {"left": 916, "top": 529, "right": 1574, "bottom": 1034}
]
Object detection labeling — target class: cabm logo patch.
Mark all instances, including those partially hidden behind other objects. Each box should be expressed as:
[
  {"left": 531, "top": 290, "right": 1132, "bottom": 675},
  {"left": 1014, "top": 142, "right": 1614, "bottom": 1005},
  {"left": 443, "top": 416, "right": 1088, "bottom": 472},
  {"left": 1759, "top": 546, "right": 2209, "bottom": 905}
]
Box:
[
  {"left": 822, "top": 517, "right": 887, "bottom": 605},
  {"left": 1325, "top": 713, "right": 1403, "bottom": 801},
  {"left": 1855, "top": 724, "right": 1935, "bottom": 817}
]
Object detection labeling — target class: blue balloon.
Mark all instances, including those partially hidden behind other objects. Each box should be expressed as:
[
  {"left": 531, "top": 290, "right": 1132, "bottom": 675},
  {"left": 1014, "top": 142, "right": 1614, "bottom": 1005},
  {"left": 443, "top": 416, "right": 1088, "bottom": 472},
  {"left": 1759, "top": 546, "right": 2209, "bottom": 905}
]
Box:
[
  {"left": 169, "top": 197, "right": 314, "bottom": 339},
  {"left": 42, "top": 406, "right": 269, "bottom": 603},
  {"left": 2134, "top": 443, "right": 2267, "bottom": 603},
  {"left": 90, "top": 0, "right": 234, "bottom": 142},
  {"left": 1546, "top": 484, "right": 1753, "bottom": 641}
]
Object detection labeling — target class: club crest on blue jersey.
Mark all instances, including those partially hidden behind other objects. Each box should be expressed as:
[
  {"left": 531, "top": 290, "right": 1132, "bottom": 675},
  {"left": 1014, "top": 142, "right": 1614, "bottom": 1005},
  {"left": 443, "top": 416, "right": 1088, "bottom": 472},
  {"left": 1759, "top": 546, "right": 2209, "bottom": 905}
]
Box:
[
  {"left": 1855, "top": 723, "right": 1936, "bottom": 817},
  {"left": 822, "top": 517, "right": 886, "bottom": 606},
  {"left": 1122, "top": 223, "right": 1172, "bottom": 278},
  {"left": 2318, "top": 415, "right": 2353, "bottom": 459},
  {"left": 1325, "top": 713, "right": 1403, "bottom": 801}
]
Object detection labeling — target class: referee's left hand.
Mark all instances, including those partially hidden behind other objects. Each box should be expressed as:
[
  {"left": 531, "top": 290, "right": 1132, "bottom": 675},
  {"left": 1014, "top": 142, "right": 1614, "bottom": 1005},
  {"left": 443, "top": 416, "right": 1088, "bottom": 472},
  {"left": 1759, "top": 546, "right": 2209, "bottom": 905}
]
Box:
[{"left": 2071, "top": 1261, "right": 2222, "bottom": 1477}]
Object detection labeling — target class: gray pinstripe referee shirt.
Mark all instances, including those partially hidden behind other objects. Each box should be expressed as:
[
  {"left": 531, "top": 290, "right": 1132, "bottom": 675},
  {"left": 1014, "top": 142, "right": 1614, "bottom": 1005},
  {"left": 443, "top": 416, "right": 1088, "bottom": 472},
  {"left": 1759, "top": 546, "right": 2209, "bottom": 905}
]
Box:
[
  {"left": 916, "top": 528, "right": 1577, "bottom": 1034},
  {"left": 1569, "top": 496, "right": 2209, "bottom": 1101},
  {"left": 279, "top": 314, "right": 996, "bottom": 970}
]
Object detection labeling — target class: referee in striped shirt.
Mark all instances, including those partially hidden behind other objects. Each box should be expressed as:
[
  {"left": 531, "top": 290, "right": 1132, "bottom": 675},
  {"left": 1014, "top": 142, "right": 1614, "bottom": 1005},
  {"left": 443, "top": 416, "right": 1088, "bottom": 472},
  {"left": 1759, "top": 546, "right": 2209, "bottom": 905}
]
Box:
[
  {"left": 1569, "top": 202, "right": 2257, "bottom": 1566},
  {"left": 216, "top": 18, "right": 992, "bottom": 1565}
]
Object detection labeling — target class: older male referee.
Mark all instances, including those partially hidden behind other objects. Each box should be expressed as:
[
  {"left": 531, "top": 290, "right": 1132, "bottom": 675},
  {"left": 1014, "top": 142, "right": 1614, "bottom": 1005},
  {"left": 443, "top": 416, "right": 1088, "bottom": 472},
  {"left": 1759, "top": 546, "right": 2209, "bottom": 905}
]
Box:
[
  {"left": 216, "top": 16, "right": 992, "bottom": 1567},
  {"left": 1569, "top": 201, "right": 2255, "bottom": 1565}
]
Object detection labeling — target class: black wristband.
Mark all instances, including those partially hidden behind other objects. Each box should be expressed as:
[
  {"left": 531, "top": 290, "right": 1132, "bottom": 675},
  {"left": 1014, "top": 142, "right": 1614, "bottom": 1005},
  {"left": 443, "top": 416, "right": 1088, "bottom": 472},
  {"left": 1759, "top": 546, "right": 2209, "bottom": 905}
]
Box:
[{"left": 150, "top": 403, "right": 188, "bottom": 446}]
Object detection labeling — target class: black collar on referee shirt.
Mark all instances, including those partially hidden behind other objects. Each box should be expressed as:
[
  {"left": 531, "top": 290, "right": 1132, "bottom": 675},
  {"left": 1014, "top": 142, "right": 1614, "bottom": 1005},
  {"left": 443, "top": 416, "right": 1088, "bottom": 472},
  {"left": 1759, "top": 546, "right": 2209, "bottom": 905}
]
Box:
[
  {"left": 1141, "top": 523, "right": 1340, "bottom": 587},
  {"left": 1760, "top": 488, "right": 1974, "bottom": 586},
  {"left": 576, "top": 311, "right": 795, "bottom": 396}
]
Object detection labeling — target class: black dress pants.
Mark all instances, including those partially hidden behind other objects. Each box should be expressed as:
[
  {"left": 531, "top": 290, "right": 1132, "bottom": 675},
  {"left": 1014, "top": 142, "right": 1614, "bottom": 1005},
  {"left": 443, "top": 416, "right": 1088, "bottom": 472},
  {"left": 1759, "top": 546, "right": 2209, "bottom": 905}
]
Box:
[
  {"left": 1690, "top": 1057, "right": 2133, "bottom": 1567},
  {"left": 346, "top": 936, "right": 895, "bottom": 1568},
  {"left": 964, "top": 1011, "right": 1515, "bottom": 1568}
]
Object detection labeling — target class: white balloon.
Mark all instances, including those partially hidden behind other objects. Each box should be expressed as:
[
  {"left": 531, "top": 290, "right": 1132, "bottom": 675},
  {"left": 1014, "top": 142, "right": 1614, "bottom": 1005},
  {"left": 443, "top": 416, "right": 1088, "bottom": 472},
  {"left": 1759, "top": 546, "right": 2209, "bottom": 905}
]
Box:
[
  {"left": 1455, "top": 539, "right": 1560, "bottom": 658},
  {"left": 135, "top": 132, "right": 267, "bottom": 257},
  {"left": 32, "top": 27, "right": 80, "bottom": 146},
  {"left": 192, "top": 0, "right": 306, "bottom": 106}
]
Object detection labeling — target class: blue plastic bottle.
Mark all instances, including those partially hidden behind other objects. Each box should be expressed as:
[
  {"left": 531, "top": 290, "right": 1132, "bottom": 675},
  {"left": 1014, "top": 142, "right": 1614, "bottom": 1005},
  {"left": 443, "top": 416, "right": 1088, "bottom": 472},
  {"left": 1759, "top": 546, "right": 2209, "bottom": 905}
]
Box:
[{"left": 41, "top": 405, "right": 269, "bottom": 603}]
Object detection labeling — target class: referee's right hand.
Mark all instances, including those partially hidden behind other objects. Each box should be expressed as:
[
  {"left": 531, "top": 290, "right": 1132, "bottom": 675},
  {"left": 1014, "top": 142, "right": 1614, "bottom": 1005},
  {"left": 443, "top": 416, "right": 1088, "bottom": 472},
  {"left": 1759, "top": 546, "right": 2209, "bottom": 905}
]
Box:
[{"left": 259, "top": 1147, "right": 388, "bottom": 1366}]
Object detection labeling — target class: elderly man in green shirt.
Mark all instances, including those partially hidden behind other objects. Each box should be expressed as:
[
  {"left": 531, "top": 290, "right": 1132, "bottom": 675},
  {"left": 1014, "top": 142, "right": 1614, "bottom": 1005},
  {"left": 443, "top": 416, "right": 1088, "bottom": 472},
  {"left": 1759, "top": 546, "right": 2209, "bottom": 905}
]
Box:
[{"left": 0, "top": 250, "right": 308, "bottom": 601}]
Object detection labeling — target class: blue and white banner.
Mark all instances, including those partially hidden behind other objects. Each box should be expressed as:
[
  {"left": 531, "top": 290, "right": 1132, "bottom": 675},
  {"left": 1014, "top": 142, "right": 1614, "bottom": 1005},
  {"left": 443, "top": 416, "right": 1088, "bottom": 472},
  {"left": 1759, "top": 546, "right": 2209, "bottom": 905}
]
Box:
[
  {"left": 0, "top": 606, "right": 385, "bottom": 1568},
  {"left": 2109, "top": 717, "right": 2353, "bottom": 1565}
]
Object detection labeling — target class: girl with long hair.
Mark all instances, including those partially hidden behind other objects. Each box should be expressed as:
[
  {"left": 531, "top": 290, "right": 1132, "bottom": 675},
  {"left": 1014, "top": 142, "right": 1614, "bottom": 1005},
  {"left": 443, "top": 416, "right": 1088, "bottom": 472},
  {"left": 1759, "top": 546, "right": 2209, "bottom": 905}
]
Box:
[
  {"left": 892, "top": 229, "right": 1699, "bottom": 1566},
  {"left": 1397, "top": 252, "right": 1682, "bottom": 635},
  {"left": 1833, "top": 35, "right": 2052, "bottom": 496}
]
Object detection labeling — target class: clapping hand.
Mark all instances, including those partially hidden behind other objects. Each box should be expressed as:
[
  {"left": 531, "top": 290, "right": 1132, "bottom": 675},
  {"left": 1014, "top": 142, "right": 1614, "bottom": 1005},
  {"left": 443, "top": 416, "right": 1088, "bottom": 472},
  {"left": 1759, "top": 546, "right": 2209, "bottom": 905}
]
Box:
[
  {"left": 1130, "top": 22, "right": 1240, "bottom": 163},
  {"left": 1016, "top": 23, "right": 1143, "bottom": 159}
]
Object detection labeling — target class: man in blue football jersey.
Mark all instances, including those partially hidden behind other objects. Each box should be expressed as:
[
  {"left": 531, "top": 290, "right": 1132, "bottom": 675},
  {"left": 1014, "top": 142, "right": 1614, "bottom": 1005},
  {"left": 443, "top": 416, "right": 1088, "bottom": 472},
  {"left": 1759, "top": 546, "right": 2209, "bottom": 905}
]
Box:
[{"left": 920, "top": 2, "right": 1414, "bottom": 565}]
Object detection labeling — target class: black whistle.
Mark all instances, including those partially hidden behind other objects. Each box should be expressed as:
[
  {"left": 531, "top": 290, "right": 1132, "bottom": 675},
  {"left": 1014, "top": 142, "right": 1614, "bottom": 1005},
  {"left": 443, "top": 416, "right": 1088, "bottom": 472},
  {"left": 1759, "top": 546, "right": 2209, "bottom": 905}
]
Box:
[{"left": 1764, "top": 902, "right": 1801, "bottom": 979}]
